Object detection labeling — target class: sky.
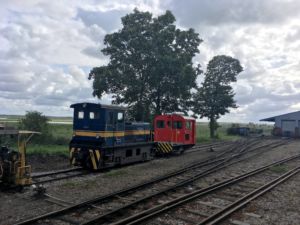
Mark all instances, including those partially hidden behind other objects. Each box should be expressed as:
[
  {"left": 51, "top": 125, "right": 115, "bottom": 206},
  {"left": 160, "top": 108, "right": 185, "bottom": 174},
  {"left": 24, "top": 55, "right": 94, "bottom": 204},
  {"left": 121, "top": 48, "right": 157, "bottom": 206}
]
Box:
[{"left": 0, "top": 0, "right": 300, "bottom": 123}]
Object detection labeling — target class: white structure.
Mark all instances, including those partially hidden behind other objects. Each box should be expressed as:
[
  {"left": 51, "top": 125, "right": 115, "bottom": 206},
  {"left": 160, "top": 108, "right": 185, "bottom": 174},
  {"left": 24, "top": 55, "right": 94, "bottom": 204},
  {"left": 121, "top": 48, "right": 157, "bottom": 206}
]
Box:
[{"left": 260, "top": 110, "right": 300, "bottom": 137}]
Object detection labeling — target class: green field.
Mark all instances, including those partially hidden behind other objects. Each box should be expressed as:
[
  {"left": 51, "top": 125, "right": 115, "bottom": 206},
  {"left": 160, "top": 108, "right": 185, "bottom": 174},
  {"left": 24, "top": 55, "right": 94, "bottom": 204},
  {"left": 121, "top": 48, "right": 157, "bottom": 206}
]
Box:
[
  {"left": 196, "top": 122, "right": 273, "bottom": 142},
  {"left": 0, "top": 115, "right": 72, "bottom": 124},
  {"left": 197, "top": 122, "right": 239, "bottom": 142},
  {"left": 0, "top": 115, "right": 273, "bottom": 155}
]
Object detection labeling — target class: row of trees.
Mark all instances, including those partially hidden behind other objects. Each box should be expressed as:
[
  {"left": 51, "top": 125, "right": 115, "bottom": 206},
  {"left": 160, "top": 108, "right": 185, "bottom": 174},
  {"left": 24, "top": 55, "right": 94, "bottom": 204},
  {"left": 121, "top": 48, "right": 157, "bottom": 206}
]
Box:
[{"left": 89, "top": 9, "right": 243, "bottom": 138}]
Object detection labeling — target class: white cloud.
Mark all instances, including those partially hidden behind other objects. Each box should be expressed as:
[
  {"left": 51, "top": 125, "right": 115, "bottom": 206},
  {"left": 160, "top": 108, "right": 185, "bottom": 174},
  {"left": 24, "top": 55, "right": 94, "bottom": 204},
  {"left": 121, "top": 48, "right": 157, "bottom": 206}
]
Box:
[{"left": 0, "top": 0, "right": 300, "bottom": 122}]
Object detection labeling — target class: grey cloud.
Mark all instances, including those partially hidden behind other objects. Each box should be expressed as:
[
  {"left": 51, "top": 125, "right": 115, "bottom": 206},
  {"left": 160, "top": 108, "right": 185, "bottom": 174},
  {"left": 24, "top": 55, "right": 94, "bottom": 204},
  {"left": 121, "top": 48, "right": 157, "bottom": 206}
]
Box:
[
  {"left": 34, "top": 95, "right": 70, "bottom": 106},
  {"left": 285, "top": 26, "right": 300, "bottom": 42},
  {"left": 81, "top": 46, "right": 101, "bottom": 58},
  {"left": 165, "top": 0, "right": 300, "bottom": 27},
  {"left": 0, "top": 91, "right": 33, "bottom": 100},
  {"left": 84, "top": 24, "right": 107, "bottom": 42},
  {"left": 236, "top": 83, "right": 300, "bottom": 105},
  {"left": 77, "top": 8, "right": 127, "bottom": 32},
  {"left": 294, "top": 83, "right": 300, "bottom": 89},
  {"left": 0, "top": 82, "right": 28, "bottom": 92},
  {"left": 269, "top": 56, "right": 289, "bottom": 69},
  {"left": 248, "top": 99, "right": 288, "bottom": 114},
  {"left": 32, "top": 84, "right": 94, "bottom": 107}
]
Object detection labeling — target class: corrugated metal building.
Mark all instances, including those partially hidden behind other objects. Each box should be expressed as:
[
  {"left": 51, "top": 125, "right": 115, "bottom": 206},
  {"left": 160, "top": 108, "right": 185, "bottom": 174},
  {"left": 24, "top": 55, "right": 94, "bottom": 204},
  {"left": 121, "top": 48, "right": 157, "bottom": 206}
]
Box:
[{"left": 260, "top": 110, "right": 300, "bottom": 137}]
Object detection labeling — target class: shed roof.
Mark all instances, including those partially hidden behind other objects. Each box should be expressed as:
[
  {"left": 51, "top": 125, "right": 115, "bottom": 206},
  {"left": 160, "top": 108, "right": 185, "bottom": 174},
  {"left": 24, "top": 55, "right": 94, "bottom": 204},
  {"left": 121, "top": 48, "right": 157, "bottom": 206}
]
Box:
[{"left": 260, "top": 110, "right": 300, "bottom": 122}]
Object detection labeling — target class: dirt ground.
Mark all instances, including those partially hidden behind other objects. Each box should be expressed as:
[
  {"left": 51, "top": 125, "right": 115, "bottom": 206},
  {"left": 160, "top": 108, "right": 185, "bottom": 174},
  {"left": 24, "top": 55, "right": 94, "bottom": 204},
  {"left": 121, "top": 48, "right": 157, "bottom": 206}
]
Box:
[
  {"left": 0, "top": 138, "right": 299, "bottom": 225},
  {"left": 27, "top": 154, "right": 70, "bottom": 172}
]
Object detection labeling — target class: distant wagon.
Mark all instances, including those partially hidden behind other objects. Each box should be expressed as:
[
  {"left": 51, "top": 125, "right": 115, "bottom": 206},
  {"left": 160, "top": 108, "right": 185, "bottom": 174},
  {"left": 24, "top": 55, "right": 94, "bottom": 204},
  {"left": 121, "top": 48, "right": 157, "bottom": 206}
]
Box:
[{"left": 227, "top": 127, "right": 250, "bottom": 136}]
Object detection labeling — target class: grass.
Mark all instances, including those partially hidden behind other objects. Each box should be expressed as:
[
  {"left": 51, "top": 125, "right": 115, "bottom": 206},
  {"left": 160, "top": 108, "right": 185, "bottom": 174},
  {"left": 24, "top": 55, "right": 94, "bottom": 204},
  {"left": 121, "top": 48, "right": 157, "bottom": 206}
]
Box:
[
  {"left": 197, "top": 122, "right": 241, "bottom": 143},
  {"left": 0, "top": 122, "right": 72, "bottom": 155},
  {"left": 61, "top": 181, "right": 78, "bottom": 188},
  {"left": 0, "top": 115, "right": 72, "bottom": 122},
  {"left": 26, "top": 124, "right": 72, "bottom": 155},
  {"left": 269, "top": 165, "right": 289, "bottom": 173},
  {"left": 26, "top": 144, "right": 69, "bottom": 156},
  {"left": 50, "top": 124, "right": 73, "bottom": 138},
  {"left": 62, "top": 179, "right": 98, "bottom": 188},
  {"left": 103, "top": 169, "right": 128, "bottom": 177}
]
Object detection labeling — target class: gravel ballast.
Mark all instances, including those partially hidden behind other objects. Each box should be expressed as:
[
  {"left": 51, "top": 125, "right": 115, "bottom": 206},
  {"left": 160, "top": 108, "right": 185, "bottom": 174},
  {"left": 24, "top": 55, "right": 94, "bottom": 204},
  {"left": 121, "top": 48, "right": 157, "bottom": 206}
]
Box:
[{"left": 0, "top": 138, "right": 299, "bottom": 225}]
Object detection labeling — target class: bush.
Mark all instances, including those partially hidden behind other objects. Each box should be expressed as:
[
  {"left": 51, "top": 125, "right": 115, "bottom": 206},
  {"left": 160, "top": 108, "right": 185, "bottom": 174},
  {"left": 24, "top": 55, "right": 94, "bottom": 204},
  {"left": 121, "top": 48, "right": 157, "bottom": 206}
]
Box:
[{"left": 18, "top": 111, "right": 50, "bottom": 143}]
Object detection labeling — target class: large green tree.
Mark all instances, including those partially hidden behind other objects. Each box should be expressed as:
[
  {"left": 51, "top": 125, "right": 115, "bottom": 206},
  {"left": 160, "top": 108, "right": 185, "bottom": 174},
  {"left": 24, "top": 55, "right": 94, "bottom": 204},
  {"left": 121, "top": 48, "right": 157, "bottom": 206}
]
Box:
[
  {"left": 89, "top": 9, "right": 202, "bottom": 121},
  {"left": 193, "top": 55, "right": 243, "bottom": 138}
]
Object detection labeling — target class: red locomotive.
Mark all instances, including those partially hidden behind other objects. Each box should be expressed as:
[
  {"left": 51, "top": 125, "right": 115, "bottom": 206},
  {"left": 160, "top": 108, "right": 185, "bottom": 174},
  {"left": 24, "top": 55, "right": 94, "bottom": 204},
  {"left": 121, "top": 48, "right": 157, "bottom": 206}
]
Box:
[{"left": 154, "top": 113, "right": 196, "bottom": 154}]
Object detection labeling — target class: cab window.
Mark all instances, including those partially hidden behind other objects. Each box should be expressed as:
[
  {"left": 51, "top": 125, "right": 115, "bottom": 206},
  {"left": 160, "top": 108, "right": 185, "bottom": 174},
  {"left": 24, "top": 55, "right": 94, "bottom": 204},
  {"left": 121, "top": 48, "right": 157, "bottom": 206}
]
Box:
[
  {"left": 78, "top": 111, "right": 84, "bottom": 119},
  {"left": 173, "top": 121, "right": 182, "bottom": 129},
  {"left": 186, "top": 121, "right": 192, "bottom": 130},
  {"left": 89, "top": 112, "right": 100, "bottom": 119},
  {"left": 117, "top": 112, "right": 124, "bottom": 122},
  {"left": 156, "top": 120, "right": 165, "bottom": 128},
  {"left": 89, "top": 112, "right": 95, "bottom": 119}
]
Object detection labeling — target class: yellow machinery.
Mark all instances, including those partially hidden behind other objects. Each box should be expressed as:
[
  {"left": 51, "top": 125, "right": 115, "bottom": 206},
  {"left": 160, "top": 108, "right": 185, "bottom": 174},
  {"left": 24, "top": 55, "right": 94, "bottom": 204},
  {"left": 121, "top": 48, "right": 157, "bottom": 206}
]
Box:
[{"left": 0, "top": 130, "right": 39, "bottom": 187}]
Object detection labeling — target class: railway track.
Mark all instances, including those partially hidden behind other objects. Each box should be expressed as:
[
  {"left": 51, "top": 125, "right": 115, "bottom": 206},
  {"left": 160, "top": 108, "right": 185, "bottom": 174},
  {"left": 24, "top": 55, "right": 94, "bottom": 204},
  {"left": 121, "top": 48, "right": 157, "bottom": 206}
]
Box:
[
  {"left": 109, "top": 154, "right": 300, "bottom": 225},
  {"left": 29, "top": 140, "right": 240, "bottom": 185},
  {"left": 189, "top": 141, "right": 234, "bottom": 150},
  {"left": 185, "top": 141, "right": 235, "bottom": 154},
  {"left": 31, "top": 167, "right": 87, "bottom": 185},
  {"left": 15, "top": 138, "right": 286, "bottom": 225},
  {"left": 29, "top": 141, "right": 233, "bottom": 185}
]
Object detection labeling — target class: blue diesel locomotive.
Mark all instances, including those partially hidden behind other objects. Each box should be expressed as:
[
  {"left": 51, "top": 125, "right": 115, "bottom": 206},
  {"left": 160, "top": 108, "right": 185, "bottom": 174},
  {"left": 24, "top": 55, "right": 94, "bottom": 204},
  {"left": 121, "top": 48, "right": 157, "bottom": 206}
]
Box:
[{"left": 69, "top": 103, "right": 154, "bottom": 170}]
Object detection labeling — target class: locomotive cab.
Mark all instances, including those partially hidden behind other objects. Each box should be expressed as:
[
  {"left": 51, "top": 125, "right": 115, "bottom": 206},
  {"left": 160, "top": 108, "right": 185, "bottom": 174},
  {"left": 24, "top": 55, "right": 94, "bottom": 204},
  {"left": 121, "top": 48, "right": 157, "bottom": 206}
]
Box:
[
  {"left": 154, "top": 113, "right": 196, "bottom": 154},
  {"left": 70, "top": 103, "right": 126, "bottom": 169},
  {"left": 70, "top": 103, "right": 126, "bottom": 146},
  {"left": 70, "top": 103, "right": 154, "bottom": 170}
]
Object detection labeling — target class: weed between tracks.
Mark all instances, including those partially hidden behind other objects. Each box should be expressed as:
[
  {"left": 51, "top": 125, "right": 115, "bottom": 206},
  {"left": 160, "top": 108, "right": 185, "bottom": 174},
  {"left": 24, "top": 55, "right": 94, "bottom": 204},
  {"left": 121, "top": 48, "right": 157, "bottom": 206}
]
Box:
[
  {"left": 62, "top": 180, "right": 98, "bottom": 188},
  {"left": 62, "top": 181, "right": 78, "bottom": 188},
  {"left": 269, "top": 165, "right": 289, "bottom": 173},
  {"left": 104, "top": 169, "right": 128, "bottom": 177}
]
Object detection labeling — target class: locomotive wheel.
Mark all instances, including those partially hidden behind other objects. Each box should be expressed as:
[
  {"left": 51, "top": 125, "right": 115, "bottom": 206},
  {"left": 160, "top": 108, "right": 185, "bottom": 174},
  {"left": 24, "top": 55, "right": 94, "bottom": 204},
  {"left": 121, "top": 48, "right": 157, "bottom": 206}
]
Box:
[
  {"left": 179, "top": 147, "right": 184, "bottom": 155},
  {"left": 83, "top": 158, "right": 93, "bottom": 170}
]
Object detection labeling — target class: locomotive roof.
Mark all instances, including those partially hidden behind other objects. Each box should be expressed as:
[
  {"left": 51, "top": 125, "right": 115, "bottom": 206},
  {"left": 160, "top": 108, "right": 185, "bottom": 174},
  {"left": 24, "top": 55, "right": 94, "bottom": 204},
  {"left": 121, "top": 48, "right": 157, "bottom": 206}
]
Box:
[
  {"left": 70, "top": 102, "right": 127, "bottom": 110},
  {"left": 157, "top": 114, "right": 196, "bottom": 121},
  {"left": 182, "top": 116, "right": 196, "bottom": 120}
]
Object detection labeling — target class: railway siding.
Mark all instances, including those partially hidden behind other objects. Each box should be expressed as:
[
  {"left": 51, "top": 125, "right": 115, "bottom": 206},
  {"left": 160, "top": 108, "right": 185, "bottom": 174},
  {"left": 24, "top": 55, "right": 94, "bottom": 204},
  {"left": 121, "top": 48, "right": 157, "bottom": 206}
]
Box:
[
  {"left": 14, "top": 139, "right": 291, "bottom": 225},
  {"left": 109, "top": 155, "right": 300, "bottom": 225},
  {"left": 0, "top": 139, "right": 299, "bottom": 225}
]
